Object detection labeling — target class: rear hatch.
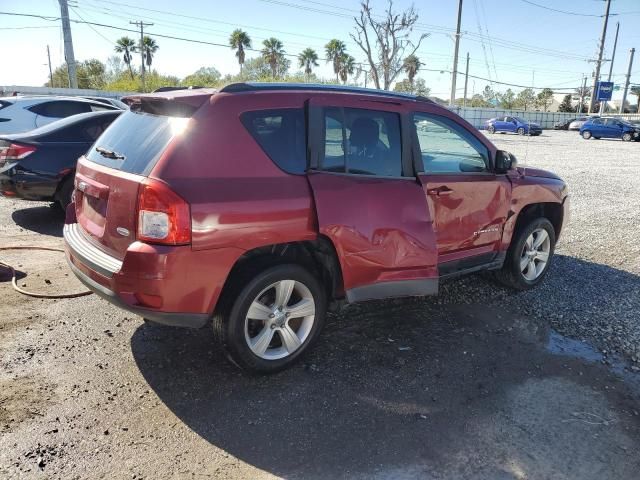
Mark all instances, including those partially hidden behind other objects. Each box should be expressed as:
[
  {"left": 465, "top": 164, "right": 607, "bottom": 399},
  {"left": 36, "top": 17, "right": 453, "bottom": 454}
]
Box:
[{"left": 74, "top": 90, "right": 214, "bottom": 259}]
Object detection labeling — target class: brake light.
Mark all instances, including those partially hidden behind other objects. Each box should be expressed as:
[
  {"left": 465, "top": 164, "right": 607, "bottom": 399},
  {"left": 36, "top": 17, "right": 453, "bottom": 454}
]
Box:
[
  {"left": 0, "top": 143, "right": 36, "bottom": 168},
  {"left": 136, "top": 179, "right": 191, "bottom": 245}
]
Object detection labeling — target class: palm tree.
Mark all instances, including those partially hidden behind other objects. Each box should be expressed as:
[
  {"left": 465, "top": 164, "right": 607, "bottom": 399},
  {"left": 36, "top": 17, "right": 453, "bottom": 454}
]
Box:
[
  {"left": 229, "top": 29, "right": 252, "bottom": 74},
  {"left": 139, "top": 36, "right": 159, "bottom": 71},
  {"left": 338, "top": 54, "right": 355, "bottom": 84},
  {"left": 261, "top": 38, "right": 285, "bottom": 79},
  {"left": 114, "top": 36, "right": 136, "bottom": 79},
  {"left": 403, "top": 54, "right": 422, "bottom": 88},
  {"left": 630, "top": 86, "right": 640, "bottom": 113},
  {"left": 325, "top": 39, "right": 346, "bottom": 82},
  {"left": 298, "top": 48, "right": 319, "bottom": 82}
]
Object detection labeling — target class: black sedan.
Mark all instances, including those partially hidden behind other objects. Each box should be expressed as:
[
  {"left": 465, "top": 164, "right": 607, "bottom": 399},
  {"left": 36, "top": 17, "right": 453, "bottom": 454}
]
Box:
[
  {"left": 0, "top": 110, "right": 121, "bottom": 209},
  {"left": 553, "top": 118, "right": 576, "bottom": 130}
]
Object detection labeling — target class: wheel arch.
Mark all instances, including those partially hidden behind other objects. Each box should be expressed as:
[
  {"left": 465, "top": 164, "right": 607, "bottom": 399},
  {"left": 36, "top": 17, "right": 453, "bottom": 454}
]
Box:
[
  {"left": 512, "top": 202, "right": 564, "bottom": 242},
  {"left": 216, "top": 236, "right": 345, "bottom": 314}
]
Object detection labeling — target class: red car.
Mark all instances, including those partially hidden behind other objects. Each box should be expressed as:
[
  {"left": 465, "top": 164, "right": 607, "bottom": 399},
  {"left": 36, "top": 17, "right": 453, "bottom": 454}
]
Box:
[{"left": 64, "top": 83, "right": 569, "bottom": 372}]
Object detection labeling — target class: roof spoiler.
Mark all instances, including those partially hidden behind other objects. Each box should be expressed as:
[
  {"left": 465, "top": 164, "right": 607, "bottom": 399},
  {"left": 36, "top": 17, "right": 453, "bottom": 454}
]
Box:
[{"left": 122, "top": 89, "right": 216, "bottom": 117}]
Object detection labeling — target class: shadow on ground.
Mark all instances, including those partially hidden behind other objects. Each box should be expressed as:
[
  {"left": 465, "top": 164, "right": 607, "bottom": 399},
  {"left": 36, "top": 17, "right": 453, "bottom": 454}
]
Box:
[
  {"left": 11, "top": 205, "right": 64, "bottom": 238},
  {"left": 131, "top": 256, "right": 640, "bottom": 479}
]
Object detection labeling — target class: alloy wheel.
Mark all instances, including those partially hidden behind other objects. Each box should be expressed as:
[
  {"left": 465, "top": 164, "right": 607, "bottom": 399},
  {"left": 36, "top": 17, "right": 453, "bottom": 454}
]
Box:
[
  {"left": 244, "top": 280, "right": 316, "bottom": 360},
  {"left": 520, "top": 228, "right": 551, "bottom": 281}
]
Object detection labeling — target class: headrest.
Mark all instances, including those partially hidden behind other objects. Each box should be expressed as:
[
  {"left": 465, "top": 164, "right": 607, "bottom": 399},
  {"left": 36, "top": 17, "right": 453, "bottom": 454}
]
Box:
[{"left": 349, "top": 117, "right": 379, "bottom": 149}]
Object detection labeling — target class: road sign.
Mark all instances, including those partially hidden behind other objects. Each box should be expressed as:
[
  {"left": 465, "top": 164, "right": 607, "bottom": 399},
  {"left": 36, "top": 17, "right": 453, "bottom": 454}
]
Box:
[{"left": 596, "top": 81, "right": 614, "bottom": 101}]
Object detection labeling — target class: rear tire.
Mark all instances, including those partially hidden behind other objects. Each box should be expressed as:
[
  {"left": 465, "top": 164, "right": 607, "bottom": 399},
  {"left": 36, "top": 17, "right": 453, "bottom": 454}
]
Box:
[
  {"left": 581, "top": 130, "right": 592, "bottom": 140},
  {"left": 213, "top": 264, "right": 326, "bottom": 373},
  {"left": 517, "top": 127, "right": 525, "bottom": 135},
  {"left": 495, "top": 217, "right": 556, "bottom": 291},
  {"left": 55, "top": 177, "right": 74, "bottom": 211}
]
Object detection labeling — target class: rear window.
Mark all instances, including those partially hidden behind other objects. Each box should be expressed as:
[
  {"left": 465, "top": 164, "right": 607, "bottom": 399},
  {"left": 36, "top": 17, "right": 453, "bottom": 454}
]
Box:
[
  {"left": 86, "top": 110, "right": 186, "bottom": 175},
  {"left": 241, "top": 109, "right": 306, "bottom": 174},
  {"left": 0, "top": 100, "right": 11, "bottom": 111}
]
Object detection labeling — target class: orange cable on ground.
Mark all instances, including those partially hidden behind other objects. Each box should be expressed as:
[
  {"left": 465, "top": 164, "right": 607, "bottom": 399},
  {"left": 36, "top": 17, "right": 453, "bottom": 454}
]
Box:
[{"left": 0, "top": 246, "right": 92, "bottom": 299}]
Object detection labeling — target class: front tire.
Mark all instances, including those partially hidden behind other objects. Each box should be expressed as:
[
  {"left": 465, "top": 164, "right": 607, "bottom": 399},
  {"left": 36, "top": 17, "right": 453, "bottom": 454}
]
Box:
[
  {"left": 495, "top": 217, "right": 556, "bottom": 291},
  {"left": 582, "top": 130, "right": 592, "bottom": 139},
  {"left": 213, "top": 264, "right": 326, "bottom": 373},
  {"left": 487, "top": 125, "right": 496, "bottom": 134},
  {"left": 622, "top": 132, "right": 633, "bottom": 142},
  {"left": 517, "top": 127, "right": 525, "bottom": 135}
]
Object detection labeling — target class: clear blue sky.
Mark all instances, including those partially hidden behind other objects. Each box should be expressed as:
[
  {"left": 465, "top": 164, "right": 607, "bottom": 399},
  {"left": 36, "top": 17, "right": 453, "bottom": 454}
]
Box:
[{"left": 2, "top": 0, "right": 639, "bottom": 99}]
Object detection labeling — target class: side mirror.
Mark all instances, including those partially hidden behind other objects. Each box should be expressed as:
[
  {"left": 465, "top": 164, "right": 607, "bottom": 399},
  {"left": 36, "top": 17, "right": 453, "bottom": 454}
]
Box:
[{"left": 495, "top": 150, "right": 517, "bottom": 173}]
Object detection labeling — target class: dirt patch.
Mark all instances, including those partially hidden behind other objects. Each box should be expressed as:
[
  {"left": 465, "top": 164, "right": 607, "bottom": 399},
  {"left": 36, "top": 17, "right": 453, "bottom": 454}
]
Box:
[{"left": 0, "top": 376, "right": 55, "bottom": 434}]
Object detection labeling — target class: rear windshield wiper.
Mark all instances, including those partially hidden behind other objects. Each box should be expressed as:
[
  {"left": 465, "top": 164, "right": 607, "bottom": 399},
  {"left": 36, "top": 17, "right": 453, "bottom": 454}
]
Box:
[{"left": 95, "top": 146, "right": 125, "bottom": 160}]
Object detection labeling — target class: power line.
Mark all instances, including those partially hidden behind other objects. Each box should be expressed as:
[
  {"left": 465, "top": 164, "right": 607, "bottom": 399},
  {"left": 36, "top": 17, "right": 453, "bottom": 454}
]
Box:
[
  {"left": 518, "top": 0, "right": 602, "bottom": 17},
  {"left": 0, "top": 10, "right": 590, "bottom": 93}
]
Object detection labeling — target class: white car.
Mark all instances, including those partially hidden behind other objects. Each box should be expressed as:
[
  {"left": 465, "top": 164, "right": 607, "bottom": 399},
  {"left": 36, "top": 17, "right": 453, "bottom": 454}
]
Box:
[{"left": 0, "top": 96, "right": 120, "bottom": 134}]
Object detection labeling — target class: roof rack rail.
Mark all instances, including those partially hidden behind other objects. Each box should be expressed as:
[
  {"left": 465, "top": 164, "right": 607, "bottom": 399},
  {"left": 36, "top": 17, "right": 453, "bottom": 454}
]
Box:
[{"left": 219, "top": 82, "right": 433, "bottom": 103}]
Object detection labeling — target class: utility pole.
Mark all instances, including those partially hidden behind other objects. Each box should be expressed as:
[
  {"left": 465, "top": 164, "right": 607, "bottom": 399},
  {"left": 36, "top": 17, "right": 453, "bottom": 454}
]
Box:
[
  {"left": 578, "top": 76, "right": 587, "bottom": 113},
  {"left": 601, "top": 21, "right": 620, "bottom": 113},
  {"left": 589, "top": 0, "right": 612, "bottom": 113},
  {"left": 58, "top": 0, "right": 77, "bottom": 88},
  {"left": 463, "top": 52, "right": 470, "bottom": 107},
  {"left": 620, "top": 48, "right": 635, "bottom": 113},
  {"left": 449, "top": 0, "right": 463, "bottom": 106},
  {"left": 47, "top": 45, "right": 54, "bottom": 88},
  {"left": 130, "top": 20, "right": 153, "bottom": 91}
]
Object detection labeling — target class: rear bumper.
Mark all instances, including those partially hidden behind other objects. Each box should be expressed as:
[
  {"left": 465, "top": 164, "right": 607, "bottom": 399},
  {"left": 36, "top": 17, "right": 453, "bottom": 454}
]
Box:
[
  {"left": 64, "top": 221, "right": 242, "bottom": 328},
  {"left": 67, "top": 258, "right": 209, "bottom": 328},
  {"left": 0, "top": 171, "right": 58, "bottom": 201}
]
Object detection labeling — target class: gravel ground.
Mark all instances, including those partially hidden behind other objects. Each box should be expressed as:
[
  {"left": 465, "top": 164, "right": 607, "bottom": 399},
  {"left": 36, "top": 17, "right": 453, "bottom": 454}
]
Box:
[
  {"left": 475, "top": 130, "right": 640, "bottom": 364},
  {"left": 1, "top": 129, "right": 640, "bottom": 479}
]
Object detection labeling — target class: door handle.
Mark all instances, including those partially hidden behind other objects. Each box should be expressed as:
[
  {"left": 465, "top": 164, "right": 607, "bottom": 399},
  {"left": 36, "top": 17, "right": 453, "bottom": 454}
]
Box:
[{"left": 427, "top": 186, "right": 453, "bottom": 196}]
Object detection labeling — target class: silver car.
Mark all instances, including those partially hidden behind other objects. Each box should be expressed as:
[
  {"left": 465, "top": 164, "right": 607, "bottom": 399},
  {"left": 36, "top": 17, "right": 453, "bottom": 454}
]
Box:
[
  {"left": 568, "top": 116, "right": 593, "bottom": 131},
  {"left": 0, "top": 96, "right": 120, "bottom": 134}
]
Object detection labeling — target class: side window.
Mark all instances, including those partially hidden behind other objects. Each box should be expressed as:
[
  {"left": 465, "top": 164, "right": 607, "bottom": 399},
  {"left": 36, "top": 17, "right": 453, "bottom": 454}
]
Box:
[
  {"left": 240, "top": 108, "right": 306, "bottom": 174},
  {"left": 591, "top": 118, "right": 603, "bottom": 125},
  {"left": 320, "top": 107, "right": 402, "bottom": 177},
  {"left": 413, "top": 113, "right": 489, "bottom": 174},
  {"left": 30, "top": 101, "right": 91, "bottom": 118},
  {"left": 90, "top": 104, "right": 112, "bottom": 112}
]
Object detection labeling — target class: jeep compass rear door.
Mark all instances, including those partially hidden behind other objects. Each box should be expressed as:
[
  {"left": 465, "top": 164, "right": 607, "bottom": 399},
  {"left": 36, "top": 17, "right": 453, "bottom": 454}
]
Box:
[{"left": 306, "top": 97, "right": 438, "bottom": 302}]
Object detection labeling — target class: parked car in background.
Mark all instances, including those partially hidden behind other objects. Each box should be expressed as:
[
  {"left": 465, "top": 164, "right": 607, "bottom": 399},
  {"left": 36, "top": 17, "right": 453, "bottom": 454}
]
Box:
[
  {"left": 83, "top": 96, "right": 128, "bottom": 110},
  {"left": 64, "top": 83, "right": 568, "bottom": 373},
  {"left": 0, "top": 110, "right": 122, "bottom": 208},
  {"left": 568, "top": 116, "right": 591, "bottom": 130},
  {"left": 553, "top": 118, "right": 576, "bottom": 130},
  {"left": 0, "top": 96, "right": 120, "bottom": 135},
  {"left": 579, "top": 117, "right": 640, "bottom": 141},
  {"left": 485, "top": 116, "right": 542, "bottom": 136}
]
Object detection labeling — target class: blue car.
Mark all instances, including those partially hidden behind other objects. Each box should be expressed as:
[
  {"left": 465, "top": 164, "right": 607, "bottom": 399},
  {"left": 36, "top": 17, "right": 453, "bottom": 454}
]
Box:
[
  {"left": 579, "top": 117, "right": 640, "bottom": 142},
  {"left": 485, "top": 116, "right": 542, "bottom": 136}
]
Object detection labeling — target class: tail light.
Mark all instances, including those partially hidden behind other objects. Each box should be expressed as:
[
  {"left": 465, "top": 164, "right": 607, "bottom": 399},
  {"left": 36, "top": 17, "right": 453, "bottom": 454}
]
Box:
[
  {"left": 136, "top": 178, "right": 191, "bottom": 245},
  {"left": 0, "top": 142, "right": 36, "bottom": 170}
]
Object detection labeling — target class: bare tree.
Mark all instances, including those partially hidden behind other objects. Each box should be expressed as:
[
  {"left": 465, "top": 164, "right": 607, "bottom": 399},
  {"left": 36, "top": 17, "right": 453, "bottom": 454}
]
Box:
[{"left": 351, "top": 0, "right": 428, "bottom": 90}]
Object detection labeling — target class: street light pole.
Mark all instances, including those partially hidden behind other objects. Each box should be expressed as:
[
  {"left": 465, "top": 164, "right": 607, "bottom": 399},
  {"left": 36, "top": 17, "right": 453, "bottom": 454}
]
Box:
[
  {"left": 589, "top": 0, "right": 612, "bottom": 113},
  {"left": 600, "top": 21, "right": 619, "bottom": 113},
  {"left": 620, "top": 48, "right": 635, "bottom": 113},
  {"left": 449, "top": 0, "right": 463, "bottom": 106},
  {"left": 463, "top": 52, "right": 470, "bottom": 107}
]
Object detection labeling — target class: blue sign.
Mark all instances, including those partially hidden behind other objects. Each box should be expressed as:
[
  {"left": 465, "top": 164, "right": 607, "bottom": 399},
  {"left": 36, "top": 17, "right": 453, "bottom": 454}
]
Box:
[{"left": 596, "top": 81, "right": 614, "bottom": 101}]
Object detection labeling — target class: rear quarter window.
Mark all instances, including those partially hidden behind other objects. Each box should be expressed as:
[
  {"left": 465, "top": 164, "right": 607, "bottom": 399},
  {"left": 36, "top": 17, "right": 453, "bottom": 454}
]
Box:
[
  {"left": 241, "top": 109, "right": 306, "bottom": 174},
  {"left": 86, "top": 110, "right": 183, "bottom": 175},
  {"left": 29, "top": 100, "right": 92, "bottom": 118}
]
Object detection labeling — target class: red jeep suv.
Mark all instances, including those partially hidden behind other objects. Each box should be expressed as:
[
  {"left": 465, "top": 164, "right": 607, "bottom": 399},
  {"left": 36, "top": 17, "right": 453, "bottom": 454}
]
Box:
[{"left": 64, "top": 83, "right": 569, "bottom": 372}]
